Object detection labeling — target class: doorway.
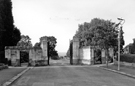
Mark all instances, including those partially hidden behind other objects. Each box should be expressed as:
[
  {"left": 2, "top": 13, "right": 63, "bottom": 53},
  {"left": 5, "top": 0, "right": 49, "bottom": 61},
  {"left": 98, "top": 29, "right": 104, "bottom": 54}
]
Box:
[{"left": 20, "top": 51, "right": 29, "bottom": 66}]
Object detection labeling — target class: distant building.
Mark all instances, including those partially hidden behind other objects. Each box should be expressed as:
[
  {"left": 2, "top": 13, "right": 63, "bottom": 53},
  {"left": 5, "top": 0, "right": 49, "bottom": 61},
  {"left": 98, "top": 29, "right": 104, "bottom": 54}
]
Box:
[
  {"left": 124, "top": 39, "right": 135, "bottom": 54},
  {"left": 124, "top": 43, "right": 132, "bottom": 54}
]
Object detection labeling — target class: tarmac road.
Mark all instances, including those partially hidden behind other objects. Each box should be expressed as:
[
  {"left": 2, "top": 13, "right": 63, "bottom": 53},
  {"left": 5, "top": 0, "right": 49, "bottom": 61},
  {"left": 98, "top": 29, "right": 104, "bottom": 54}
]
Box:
[{"left": 11, "top": 65, "right": 135, "bottom": 86}]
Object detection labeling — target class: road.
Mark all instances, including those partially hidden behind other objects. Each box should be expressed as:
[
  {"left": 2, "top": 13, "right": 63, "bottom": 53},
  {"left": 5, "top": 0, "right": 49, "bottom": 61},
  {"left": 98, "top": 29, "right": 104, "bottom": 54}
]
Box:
[{"left": 11, "top": 59, "right": 135, "bottom": 86}]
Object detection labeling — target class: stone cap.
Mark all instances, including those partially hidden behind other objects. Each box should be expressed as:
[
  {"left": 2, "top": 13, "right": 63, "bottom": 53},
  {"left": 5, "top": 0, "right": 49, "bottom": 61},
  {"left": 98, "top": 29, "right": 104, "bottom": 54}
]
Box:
[
  {"left": 5, "top": 46, "right": 41, "bottom": 50},
  {"left": 73, "top": 37, "right": 79, "bottom": 42},
  {"left": 40, "top": 36, "right": 48, "bottom": 42}
]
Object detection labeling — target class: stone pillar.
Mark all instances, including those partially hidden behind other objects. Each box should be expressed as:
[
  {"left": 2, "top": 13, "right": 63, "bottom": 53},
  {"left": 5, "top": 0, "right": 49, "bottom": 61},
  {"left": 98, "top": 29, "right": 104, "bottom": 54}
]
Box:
[
  {"left": 101, "top": 49, "right": 106, "bottom": 64},
  {"left": 109, "top": 48, "right": 114, "bottom": 62},
  {"left": 5, "top": 49, "right": 11, "bottom": 60},
  {"left": 90, "top": 47, "right": 94, "bottom": 65},
  {"left": 29, "top": 49, "right": 35, "bottom": 66},
  {"left": 5, "top": 49, "right": 11, "bottom": 65},
  {"left": 72, "top": 37, "right": 80, "bottom": 65},
  {"left": 16, "top": 50, "right": 20, "bottom": 66},
  {"left": 40, "top": 37, "right": 48, "bottom": 65}
]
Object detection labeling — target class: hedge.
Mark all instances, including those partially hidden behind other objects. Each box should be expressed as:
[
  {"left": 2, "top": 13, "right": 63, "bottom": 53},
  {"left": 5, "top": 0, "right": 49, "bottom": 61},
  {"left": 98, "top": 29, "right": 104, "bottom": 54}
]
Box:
[
  {"left": 118, "top": 54, "right": 135, "bottom": 63},
  {"left": 0, "top": 63, "right": 8, "bottom": 70}
]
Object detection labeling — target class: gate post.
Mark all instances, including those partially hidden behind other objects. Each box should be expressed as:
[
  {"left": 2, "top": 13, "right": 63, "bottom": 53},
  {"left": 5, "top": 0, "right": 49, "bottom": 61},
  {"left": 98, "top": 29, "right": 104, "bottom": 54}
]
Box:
[
  {"left": 40, "top": 37, "right": 48, "bottom": 65},
  {"left": 69, "top": 40, "right": 73, "bottom": 65},
  {"left": 72, "top": 37, "right": 80, "bottom": 65}
]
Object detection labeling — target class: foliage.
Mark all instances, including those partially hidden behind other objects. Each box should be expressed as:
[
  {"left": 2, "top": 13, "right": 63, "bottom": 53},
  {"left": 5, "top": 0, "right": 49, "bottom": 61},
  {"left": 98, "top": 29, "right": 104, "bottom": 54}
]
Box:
[
  {"left": 33, "top": 42, "right": 41, "bottom": 48},
  {"left": 47, "top": 36, "right": 58, "bottom": 59},
  {"left": 66, "top": 46, "right": 70, "bottom": 57},
  {"left": 17, "top": 35, "right": 32, "bottom": 48},
  {"left": 11, "top": 26, "right": 21, "bottom": 45},
  {"left": 74, "top": 18, "right": 125, "bottom": 53},
  {"left": 66, "top": 40, "right": 73, "bottom": 58},
  {"left": 40, "top": 36, "right": 58, "bottom": 59},
  {"left": 0, "top": 0, "right": 21, "bottom": 63}
]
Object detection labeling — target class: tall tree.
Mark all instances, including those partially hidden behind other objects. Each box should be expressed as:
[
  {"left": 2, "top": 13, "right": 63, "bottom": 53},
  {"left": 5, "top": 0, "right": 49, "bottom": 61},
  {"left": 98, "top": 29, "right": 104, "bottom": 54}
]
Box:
[{"left": 0, "top": 0, "right": 21, "bottom": 63}]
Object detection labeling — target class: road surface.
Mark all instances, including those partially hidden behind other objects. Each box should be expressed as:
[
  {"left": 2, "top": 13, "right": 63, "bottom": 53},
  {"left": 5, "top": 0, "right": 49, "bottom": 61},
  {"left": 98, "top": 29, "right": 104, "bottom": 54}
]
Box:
[{"left": 11, "top": 65, "right": 135, "bottom": 86}]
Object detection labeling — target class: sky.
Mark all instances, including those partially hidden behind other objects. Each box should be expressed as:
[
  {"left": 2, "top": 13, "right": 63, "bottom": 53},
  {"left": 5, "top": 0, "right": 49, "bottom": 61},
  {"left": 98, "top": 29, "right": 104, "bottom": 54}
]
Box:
[{"left": 11, "top": 0, "right": 135, "bottom": 54}]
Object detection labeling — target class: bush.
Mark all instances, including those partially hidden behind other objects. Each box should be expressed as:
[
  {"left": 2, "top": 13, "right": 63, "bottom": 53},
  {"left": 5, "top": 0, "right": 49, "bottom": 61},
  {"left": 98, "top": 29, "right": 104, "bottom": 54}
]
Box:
[
  {"left": 0, "top": 63, "right": 8, "bottom": 70},
  {"left": 51, "top": 56, "right": 60, "bottom": 60},
  {"left": 118, "top": 54, "right": 135, "bottom": 63},
  {"left": 35, "top": 60, "right": 47, "bottom": 66}
]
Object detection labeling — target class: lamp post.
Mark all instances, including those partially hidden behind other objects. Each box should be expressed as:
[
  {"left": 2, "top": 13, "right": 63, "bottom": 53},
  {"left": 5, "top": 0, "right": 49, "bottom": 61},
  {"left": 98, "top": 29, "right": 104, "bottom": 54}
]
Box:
[{"left": 117, "top": 18, "right": 125, "bottom": 71}]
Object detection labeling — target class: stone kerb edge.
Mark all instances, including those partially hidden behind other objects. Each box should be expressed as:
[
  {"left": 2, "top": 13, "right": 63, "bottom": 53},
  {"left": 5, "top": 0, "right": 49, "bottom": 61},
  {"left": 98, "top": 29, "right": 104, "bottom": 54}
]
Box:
[
  {"left": 101, "top": 67, "right": 135, "bottom": 79},
  {"left": 2, "top": 67, "right": 31, "bottom": 86}
]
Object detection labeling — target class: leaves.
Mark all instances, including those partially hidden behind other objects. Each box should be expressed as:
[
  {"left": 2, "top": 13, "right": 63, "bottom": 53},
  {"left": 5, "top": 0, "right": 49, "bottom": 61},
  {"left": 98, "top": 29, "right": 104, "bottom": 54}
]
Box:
[
  {"left": 0, "top": 0, "right": 21, "bottom": 63},
  {"left": 74, "top": 18, "right": 125, "bottom": 51},
  {"left": 40, "top": 36, "right": 58, "bottom": 58},
  {"left": 17, "top": 35, "right": 32, "bottom": 48}
]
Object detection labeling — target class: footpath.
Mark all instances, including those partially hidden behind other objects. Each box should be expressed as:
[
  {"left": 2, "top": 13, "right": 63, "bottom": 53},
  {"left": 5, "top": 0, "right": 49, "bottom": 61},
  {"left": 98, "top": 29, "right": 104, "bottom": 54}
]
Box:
[
  {"left": 0, "top": 67, "right": 31, "bottom": 86},
  {"left": 100, "top": 64, "right": 135, "bottom": 79}
]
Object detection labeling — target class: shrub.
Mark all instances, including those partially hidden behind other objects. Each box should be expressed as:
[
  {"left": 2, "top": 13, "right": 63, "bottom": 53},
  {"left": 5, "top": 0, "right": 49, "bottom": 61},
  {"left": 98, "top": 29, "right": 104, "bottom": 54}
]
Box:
[{"left": 0, "top": 63, "right": 8, "bottom": 70}]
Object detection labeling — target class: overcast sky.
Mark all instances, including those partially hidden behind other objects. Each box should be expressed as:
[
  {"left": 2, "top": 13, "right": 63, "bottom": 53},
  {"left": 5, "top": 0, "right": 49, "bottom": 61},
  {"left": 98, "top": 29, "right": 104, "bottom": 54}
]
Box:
[{"left": 11, "top": 0, "right": 135, "bottom": 53}]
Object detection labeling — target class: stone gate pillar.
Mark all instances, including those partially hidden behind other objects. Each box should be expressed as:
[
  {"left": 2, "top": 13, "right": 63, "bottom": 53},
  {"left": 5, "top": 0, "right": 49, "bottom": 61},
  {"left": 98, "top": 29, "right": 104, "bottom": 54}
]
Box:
[
  {"left": 90, "top": 46, "right": 94, "bottom": 65},
  {"left": 29, "top": 48, "right": 35, "bottom": 66},
  {"left": 101, "top": 49, "right": 106, "bottom": 64},
  {"left": 72, "top": 37, "right": 80, "bottom": 64},
  {"left": 40, "top": 37, "right": 48, "bottom": 65}
]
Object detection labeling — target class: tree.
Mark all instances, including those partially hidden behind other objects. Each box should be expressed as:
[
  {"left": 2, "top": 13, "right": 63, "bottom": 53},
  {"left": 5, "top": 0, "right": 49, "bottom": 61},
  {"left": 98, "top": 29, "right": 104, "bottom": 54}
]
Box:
[
  {"left": 40, "top": 36, "right": 58, "bottom": 59},
  {"left": 74, "top": 18, "right": 125, "bottom": 51},
  {"left": 0, "top": 0, "right": 21, "bottom": 63},
  {"left": 74, "top": 18, "right": 125, "bottom": 65},
  {"left": 47, "top": 36, "right": 58, "bottom": 59},
  {"left": 17, "top": 35, "right": 32, "bottom": 48},
  {"left": 34, "top": 42, "right": 41, "bottom": 48},
  {"left": 11, "top": 26, "right": 21, "bottom": 45}
]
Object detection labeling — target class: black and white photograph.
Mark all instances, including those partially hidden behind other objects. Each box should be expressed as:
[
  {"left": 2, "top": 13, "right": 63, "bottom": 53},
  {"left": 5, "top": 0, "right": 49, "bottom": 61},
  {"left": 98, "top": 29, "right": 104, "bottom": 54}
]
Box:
[{"left": 0, "top": 0, "right": 135, "bottom": 86}]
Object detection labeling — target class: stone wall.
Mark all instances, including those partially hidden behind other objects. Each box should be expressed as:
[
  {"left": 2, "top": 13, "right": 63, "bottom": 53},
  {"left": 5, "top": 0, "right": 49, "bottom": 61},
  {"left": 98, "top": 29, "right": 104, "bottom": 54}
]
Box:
[
  {"left": 5, "top": 46, "right": 43, "bottom": 66},
  {"left": 79, "top": 46, "right": 95, "bottom": 65}
]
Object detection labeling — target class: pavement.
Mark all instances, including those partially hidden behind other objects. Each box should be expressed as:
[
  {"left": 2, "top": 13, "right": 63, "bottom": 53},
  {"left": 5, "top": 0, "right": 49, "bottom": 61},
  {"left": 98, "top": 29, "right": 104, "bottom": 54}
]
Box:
[
  {"left": 0, "top": 67, "right": 32, "bottom": 86},
  {"left": 100, "top": 63, "right": 135, "bottom": 79}
]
